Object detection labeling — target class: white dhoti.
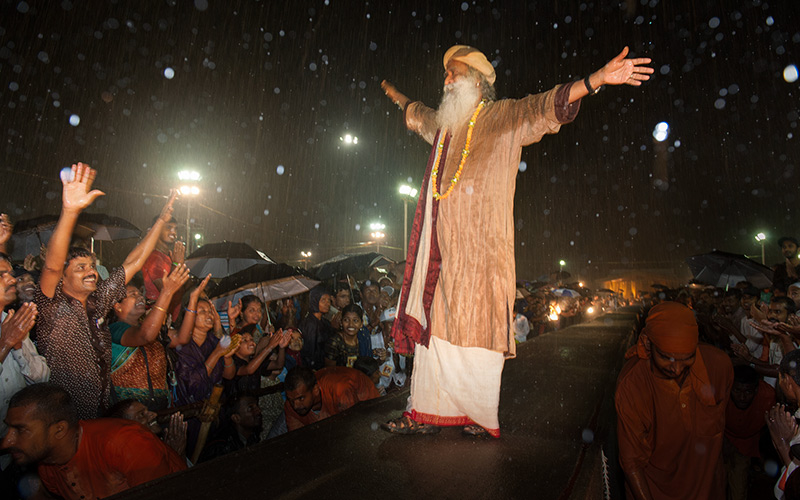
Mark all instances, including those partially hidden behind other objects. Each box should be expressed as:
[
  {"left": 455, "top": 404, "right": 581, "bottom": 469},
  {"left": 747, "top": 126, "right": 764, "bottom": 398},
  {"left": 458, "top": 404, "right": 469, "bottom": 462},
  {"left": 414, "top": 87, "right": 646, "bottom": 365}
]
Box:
[{"left": 406, "top": 335, "right": 505, "bottom": 437}]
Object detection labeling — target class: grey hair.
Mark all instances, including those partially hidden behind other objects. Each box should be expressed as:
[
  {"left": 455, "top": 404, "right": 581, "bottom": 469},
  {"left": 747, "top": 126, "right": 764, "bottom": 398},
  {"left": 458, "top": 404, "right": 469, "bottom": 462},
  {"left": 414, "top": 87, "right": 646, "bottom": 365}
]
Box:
[{"left": 467, "top": 67, "right": 496, "bottom": 102}]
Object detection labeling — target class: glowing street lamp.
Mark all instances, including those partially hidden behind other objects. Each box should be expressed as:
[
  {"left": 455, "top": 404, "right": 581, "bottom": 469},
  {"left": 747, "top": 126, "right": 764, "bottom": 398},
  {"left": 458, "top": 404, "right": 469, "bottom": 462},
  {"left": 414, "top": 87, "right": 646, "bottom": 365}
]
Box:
[
  {"left": 398, "top": 184, "right": 418, "bottom": 260},
  {"left": 177, "top": 170, "right": 201, "bottom": 252},
  {"left": 301, "top": 250, "right": 312, "bottom": 270},
  {"left": 755, "top": 232, "right": 766, "bottom": 265},
  {"left": 370, "top": 223, "right": 386, "bottom": 253},
  {"left": 340, "top": 133, "right": 359, "bottom": 145}
]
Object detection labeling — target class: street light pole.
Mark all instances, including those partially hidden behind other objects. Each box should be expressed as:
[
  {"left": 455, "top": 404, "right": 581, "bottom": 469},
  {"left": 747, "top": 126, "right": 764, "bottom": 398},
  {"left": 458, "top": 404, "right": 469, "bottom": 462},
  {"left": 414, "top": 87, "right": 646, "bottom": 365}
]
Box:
[
  {"left": 755, "top": 233, "right": 766, "bottom": 265},
  {"left": 178, "top": 169, "right": 202, "bottom": 254},
  {"left": 398, "top": 185, "right": 418, "bottom": 261}
]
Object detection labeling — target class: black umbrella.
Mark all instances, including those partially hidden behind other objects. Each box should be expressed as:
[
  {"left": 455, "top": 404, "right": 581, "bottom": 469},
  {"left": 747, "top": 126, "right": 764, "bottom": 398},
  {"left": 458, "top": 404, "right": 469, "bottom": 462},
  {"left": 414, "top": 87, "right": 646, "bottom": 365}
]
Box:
[
  {"left": 10, "top": 213, "right": 141, "bottom": 260},
  {"left": 209, "top": 263, "right": 319, "bottom": 307},
  {"left": 651, "top": 283, "right": 669, "bottom": 290},
  {"left": 685, "top": 250, "right": 774, "bottom": 289},
  {"left": 311, "top": 252, "right": 394, "bottom": 280},
  {"left": 596, "top": 288, "right": 615, "bottom": 294},
  {"left": 185, "top": 241, "right": 275, "bottom": 278}
]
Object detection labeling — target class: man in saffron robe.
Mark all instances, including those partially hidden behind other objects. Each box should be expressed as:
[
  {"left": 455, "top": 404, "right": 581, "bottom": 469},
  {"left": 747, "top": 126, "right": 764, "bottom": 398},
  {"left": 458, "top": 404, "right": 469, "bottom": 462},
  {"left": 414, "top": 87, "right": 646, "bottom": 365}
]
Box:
[
  {"left": 615, "top": 301, "right": 733, "bottom": 500},
  {"left": 381, "top": 45, "right": 653, "bottom": 436}
]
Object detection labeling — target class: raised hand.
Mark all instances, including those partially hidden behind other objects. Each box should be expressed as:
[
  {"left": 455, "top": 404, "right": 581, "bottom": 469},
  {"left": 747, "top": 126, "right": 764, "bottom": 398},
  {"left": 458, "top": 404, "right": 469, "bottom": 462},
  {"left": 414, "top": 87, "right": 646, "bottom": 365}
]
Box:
[
  {"left": 730, "top": 342, "right": 751, "bottom": 361},
  {"left": 163, "top": 412, "right": 188, "bottom": 458},
  {"left": 227, "top": 300, "right": 242, "bottom": 325},
  {"left": 162, "top": 264, "right": 190, "bottom": 296},
  {"left": 159, "top": 189, "right": 179, "bottom": 224},
  {"left": 277, "top": 328, "right": 292, "bottom": 348},
  {"left": 601, "top": 47, "right": 654, "bottom": 87},
  {"left": 189, "top": 274, "right": 212, "bottom": 301},
  {"left": 61, "top": 163, "right": 105, "bottom": 213},
  {"left": 1, "top": 302, "right": 38, "bottom": 350},
  {"left": 0, "top": 214, "right": 12, "bottom": 248},
  {"left": 171, "top": 240, "right": 186, "bottom": 265}
]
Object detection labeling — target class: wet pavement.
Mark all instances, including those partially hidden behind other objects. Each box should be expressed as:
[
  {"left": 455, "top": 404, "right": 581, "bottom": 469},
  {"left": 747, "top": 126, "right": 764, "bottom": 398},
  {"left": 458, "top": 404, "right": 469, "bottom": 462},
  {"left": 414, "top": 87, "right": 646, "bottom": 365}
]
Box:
[{"left": 113, "top": 307, "right": 643, "bottom": 500}]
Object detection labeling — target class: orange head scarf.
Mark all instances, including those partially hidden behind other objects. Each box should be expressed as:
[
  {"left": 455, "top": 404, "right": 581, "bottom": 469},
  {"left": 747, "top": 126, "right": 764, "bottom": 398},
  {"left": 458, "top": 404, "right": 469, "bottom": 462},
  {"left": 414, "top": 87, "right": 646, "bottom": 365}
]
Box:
[{"left": 626, "top": 301, "right": 717, "bottom": 405}]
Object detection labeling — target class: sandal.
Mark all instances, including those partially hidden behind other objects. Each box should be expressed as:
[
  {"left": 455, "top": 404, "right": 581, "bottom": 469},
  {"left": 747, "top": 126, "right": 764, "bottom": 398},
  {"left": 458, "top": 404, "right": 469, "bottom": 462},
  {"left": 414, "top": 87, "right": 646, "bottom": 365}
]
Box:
[
  {"left": 381, "top": 415, "right": 441, "bottom": 435},
  {"left": 462, "top": 424, "right": 491, "bottom": 437}
]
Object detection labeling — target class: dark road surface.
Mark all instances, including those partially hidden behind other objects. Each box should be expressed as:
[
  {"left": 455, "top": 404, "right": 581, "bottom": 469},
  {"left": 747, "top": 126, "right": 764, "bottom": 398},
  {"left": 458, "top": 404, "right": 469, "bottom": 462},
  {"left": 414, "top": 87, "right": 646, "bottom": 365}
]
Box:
[{"left": 113, "top": 307, "right": 643, "bottom": 500}]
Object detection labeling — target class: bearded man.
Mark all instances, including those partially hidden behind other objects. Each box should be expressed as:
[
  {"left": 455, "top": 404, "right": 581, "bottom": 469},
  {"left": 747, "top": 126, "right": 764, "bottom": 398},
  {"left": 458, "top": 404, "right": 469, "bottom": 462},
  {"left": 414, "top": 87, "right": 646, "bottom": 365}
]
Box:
[{"left": 380, "top": 45, "right": 652, "bottom": 437}]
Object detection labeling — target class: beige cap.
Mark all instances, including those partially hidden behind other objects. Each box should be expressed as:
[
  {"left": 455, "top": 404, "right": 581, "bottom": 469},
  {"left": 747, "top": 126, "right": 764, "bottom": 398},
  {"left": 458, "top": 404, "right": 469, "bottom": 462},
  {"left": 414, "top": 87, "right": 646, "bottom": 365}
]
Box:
[{"left": 443, "top": 45, "right": 496, "bottom": 86}]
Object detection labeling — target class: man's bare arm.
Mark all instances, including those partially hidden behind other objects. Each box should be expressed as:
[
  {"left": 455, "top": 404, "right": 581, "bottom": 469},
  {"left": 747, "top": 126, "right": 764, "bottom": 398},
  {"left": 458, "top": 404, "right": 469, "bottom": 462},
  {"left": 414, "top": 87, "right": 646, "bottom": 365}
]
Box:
[
  {"left": 40, "top": 164, "right": 105, "bottom": 297},
  {"left": 121, "top": 191, "right": 177, "bottom": 283}
]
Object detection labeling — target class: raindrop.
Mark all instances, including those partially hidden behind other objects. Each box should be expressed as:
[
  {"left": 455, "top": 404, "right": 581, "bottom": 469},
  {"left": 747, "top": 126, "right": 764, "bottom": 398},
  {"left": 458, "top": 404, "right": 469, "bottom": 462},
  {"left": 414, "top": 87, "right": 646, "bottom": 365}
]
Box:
[
  {"left": 369, "top": 42, "right": 377, "bottom": 51},
  {"left": 659, "top": 65, "right": 670, "bottom": 75},
  {"left": 309, "top": 62, "right": 317, "bottom": 71},
  {"left": 194, "top": 0, "right": 208, "bottom": 11},
  {"left": 9, "top": 82, "right": 18, "bottom": 91},
  {"left": 157, "top": 133, "right": 167, "bottom": 143},
  {"left": 45, "top": 191, "right": 57, "bottom": 200},
  {"left": 16, "top": 1, "right": 29, "bottom": 13},
  {"left": 581, "top": 428, "right": 594, "bottom": 443},
  {"left": 460, "top": 2, "right": 468, "bottom": 11},
  {"left": 163, "top": 67, "right": 175, "bottom": 79},
  {"left": 765, "top": 16, "right": 774, "bottom": 26},
  {"left": 216, "top": 186, "right": 222, "bottom": 193},
  {"left": 53, "top": 100, "right": 60, "bottom": 108},
  {"left": 263, "top": 209, "right": 269, "bottom": 215},
  {"left": 519, "top": 161, "right": 527, "bottom": 172},
  {"left": 59, "top": 167, "right": 74, "bottom": 183},
  {"left": 708, "top": 17, "right": 720, "bottom": 29},
  {"left": 274, "top": 87, "right": 280, "bottom": 94},
  {"left": 465, "top": 186, "right": 474, "bottom": 195},
  {"left": 629, "top": 227, "right": 638, "bottom": 236},
  {"left": 37, "top": 51, "right": 49, "bottom": 63},
  {"left": 764, "top": 459, "right": 780, "bottom": 477},
  {"left": 355, "top": 224, "right": 361, "bottom": 231},
  {"left": 714, "top": 98, "right": 726, "bottom": 110},
  {"left": 68, "top": 114, "right": 80, "bottom": 126},
  {"left": 314, "top": 223, "right": 320, "bottom": 229},
  {"left": 276, "top": 165, "right": 285, "bottom": 175},
  {"left": 784, "top": 65, "right": 799, "bottom": 83}
]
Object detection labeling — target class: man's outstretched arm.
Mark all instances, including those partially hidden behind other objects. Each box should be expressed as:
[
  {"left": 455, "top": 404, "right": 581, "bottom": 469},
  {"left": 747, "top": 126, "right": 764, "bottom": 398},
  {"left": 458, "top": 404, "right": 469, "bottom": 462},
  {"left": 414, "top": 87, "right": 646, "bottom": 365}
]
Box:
[
  {"left": 121, "top": 191, "right": 177, "bottom": 284},
  {"left": 381, "top": 80, "right": 411, "bottom": 111},
  {"left": 40, "top": 164, "right": 105, "bottom": 298},
  {"left": 569, "top": 46, "right": 654, "bottom": 103}
]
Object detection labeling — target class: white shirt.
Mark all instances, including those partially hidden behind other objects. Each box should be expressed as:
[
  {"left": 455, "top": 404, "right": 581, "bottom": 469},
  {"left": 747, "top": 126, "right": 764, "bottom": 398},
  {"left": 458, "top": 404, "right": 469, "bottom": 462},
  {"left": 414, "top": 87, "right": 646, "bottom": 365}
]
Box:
[{"left": 0, "top": 311, "right": 50, "bottom": 470}]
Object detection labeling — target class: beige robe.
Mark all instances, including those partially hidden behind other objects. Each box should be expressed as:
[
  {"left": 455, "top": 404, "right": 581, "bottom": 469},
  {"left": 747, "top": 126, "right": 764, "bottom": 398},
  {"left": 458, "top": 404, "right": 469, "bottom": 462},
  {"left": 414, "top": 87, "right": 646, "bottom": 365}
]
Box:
[{"left": 404, "top": 84, "right": 579, "bottom": 358}]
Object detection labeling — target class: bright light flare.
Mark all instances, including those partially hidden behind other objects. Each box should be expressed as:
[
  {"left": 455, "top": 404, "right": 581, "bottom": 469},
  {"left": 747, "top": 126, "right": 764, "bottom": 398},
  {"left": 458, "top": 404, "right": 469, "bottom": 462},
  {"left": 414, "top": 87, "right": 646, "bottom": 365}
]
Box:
[
  {"left": 301, "top": 251, "right": 312, "bottom": 258},
  {"left": 370, "top": 222, "right": 385, "bottom": 230},
  {"left": 341, "top": 134, "right": 359, "bottom": 145},
  {"left": 179, "top": 185, "right": 200, "bottom": 196},
  {"left": 587, "top": 307, "right": 595, "bottom": 314},
  {"left": 755, "top": 232, "right": 766, "bottom": 242},
  {"left": 399, "top": 185, "right": 418, "bottom": 197},
  {"left": 178, "top": 170, "right": 202, "bottom": 181},
  {"left": 370, "top": 231, "right": 385, "bottom": 239},
  {"left": 653, "top": 122, "right": 669, "bottom": 142}
]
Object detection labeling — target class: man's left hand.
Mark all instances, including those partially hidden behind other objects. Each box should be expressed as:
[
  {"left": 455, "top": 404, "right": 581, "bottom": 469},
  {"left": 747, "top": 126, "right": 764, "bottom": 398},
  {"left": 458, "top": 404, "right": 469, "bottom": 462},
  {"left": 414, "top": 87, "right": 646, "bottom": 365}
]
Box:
[{"left": 600, "top": 46, "right": 654, "bottom": 87}]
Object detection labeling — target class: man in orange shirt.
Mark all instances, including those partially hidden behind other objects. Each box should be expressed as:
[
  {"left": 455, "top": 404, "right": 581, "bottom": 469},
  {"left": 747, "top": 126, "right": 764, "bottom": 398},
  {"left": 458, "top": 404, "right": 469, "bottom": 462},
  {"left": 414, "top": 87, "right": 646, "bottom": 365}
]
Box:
[
  {"left": 615, "top": 302, "right": 733, "bottom": 500},
  {"left": 284, "top": 366, "right": 380, "bottom": 431},
  {"left": 1, "top": 384, "right": 185, "bottom": 500}
]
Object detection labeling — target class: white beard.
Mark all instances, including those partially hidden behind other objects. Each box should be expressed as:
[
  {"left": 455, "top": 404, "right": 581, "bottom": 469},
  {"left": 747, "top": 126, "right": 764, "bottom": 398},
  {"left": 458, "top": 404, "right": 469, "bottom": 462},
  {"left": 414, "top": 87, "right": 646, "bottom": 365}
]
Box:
[{"left": 436, "top": 77, "right": 481, "bottom": 131}]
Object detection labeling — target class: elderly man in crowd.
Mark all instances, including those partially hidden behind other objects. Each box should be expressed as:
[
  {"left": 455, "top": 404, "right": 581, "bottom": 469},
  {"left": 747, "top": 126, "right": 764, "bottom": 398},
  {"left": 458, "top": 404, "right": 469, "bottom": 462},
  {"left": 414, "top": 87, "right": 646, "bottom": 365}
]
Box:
[
  {"left": 615, "top": 301, "right": 733, "bottom": 500},
  {"left": 0, "top": 250, "right": 48, "bottom": 496},
  {"left": 34, "top": 163, "right": 179, "bottom": 419},
  {"left": 1, "top": 383, "right": 185, "bottom": 500},
  {"left": 381, "top": 45, "right": 652, "bottom": 436}
]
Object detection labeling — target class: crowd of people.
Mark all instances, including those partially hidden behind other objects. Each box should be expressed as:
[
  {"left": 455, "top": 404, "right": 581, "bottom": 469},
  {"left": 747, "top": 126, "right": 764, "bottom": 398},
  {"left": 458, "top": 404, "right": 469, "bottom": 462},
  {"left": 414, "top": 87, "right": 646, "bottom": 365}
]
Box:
[
  {"left": 0, "top": 165, "right": 400, "bottom": 499},
  {"left": 614, "top": 237, "right": 800, "bottom": 500}
]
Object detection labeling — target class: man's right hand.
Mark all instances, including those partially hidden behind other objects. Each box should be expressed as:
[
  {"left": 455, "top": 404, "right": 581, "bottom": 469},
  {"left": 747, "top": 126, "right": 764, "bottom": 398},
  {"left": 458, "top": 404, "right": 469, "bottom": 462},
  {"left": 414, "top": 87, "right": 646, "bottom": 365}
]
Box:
[
  {"left": 61, "top": 163, "right": 104, "bottom": 214},
  {"left": 189, "top": 274, "right": 212, "bottom": 302},
  {"left": 1, "top": 302, "right": 38, "bottom": 350}
]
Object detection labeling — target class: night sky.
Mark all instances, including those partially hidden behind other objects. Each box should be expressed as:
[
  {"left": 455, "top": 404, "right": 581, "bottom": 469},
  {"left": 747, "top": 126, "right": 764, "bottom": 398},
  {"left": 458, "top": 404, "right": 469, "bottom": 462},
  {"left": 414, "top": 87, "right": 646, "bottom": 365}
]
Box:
[{"left": 0, "top": 0, "right": 798, "bottom": 282}]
